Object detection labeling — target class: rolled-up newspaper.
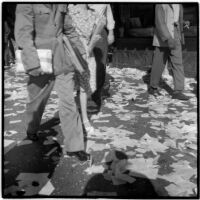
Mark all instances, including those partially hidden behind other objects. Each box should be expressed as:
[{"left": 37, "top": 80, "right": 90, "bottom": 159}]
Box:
[
  {"left": 88, "top": 6, "right": 107, "bottom": 51},
  {"left": 63, "top": 35, "right": 91, "bottom": 94},
  {"left": 63, "top": 35, "right": 87, "bottom": 74}
]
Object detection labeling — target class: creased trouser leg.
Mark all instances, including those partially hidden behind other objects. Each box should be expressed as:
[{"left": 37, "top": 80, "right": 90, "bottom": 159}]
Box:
[
  {"left": 169, "top": 31, "right": 185, "bottom": 91},
  {"left": 26, "top": 74, "right": 55, "bottom": 134},
  {"left": 93, "top": 29, "right": 108, "bottom": 91},
  {"left": 55, "top": 72, "right": 84, "bottom": 152},
  {"left": 150, "top": 47, "right": 169, "bottom": 88}
]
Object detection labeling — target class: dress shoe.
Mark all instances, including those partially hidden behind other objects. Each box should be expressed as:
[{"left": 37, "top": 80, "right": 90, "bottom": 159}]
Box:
[
  {"left": 147, "top": 68, "right": 152, "bottom": 74},
  {"left": 27, "top": 133, "right": 39, "bottom": 141},
  {"left": 67, "top": 151, "right": 90, "bottom": 162},
  {"left": 148, "top": 87, "right": 162, "bottom": 97},
  {"left": 92, "top": 91, "right": 102, "bottom": 108},
  {"left": 172, "top": 92, "right": 190, "bottom": 101}
]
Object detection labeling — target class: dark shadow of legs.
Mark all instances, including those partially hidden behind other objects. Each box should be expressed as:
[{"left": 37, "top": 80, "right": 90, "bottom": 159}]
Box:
[
  {"left": 82, "top": 150, "right": 167, "bottom": 198},
  {"left": 83, "top": 173, "right": 159, "bottom": 197},
  {"left": 3, "top": 121, "right": 62, "bottom": 197}
]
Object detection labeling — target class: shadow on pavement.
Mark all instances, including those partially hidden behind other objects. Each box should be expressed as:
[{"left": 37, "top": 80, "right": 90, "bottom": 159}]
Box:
[
  {"left": 4, "top": 93, "right": 11, "bottom": 99},
  {"left": 83, "top": 172, "right": 159, "bottom": 198},
  {"left": 3, "top": 118, "right": 62, "bottom": 197},
  {"left": 142, "top": 70, "right": 174, "bottom": 96},
  {"left": 40, "top": 117, "right": 60, "bottom": 132},
  {"left": 82, "top": 150, "right": 169, "bottom": 198}
]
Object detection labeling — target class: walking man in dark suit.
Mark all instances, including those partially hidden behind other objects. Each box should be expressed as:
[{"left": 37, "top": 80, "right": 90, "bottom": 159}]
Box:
[
  {"left": 15, "top": 4, "right": 90, "bottom": 161},
  {"left": 149, "top": 4, "right": 190, "bottom": 100}
]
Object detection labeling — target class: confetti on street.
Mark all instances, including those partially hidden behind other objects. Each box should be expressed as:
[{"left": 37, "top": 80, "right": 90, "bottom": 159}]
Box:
[{"left": 3, "top": 65, "right": 197, "bottom": 197}]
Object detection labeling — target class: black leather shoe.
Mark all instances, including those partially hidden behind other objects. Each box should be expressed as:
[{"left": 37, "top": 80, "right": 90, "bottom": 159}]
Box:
[
  {"left": 92, "top": 90, "right": 102, "bottom": 108},
  {"left": 172, "top": 92, "right": 190, "bottom": 101},
  {"left": 27, "top": 133, "right": 39, "bottom": 141},
  {"left": 148, "top": 87, "right": 162, "bottom": 96},
  {"left": 67, "top": 151, "right": 90, "bottom": 162}
]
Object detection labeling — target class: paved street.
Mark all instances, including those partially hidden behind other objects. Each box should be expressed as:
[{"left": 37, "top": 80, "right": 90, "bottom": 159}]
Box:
[{"left": 3, "top": 64, "right": 197, "bottom": 197}]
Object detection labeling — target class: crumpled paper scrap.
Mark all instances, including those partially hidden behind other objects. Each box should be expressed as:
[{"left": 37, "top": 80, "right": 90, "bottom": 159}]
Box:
[
  {"left": 139, "top": 133, "right": 168, "bottom": 154},
  {"left": 102, "top": 150, "right": 136, "bottom": 185},
  {"left": 84, "top": 165, "right": 105, "bottom": 175}
]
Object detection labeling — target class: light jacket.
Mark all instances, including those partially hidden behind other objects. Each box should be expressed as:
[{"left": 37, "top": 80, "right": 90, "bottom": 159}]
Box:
[
  {"left": 153, "top": 4, "right": 185, "bottom": 47},
  {"left": 15, "top": 4, "right": 86, "bottom": 75},
  {"left": 88, "top": 4, "right": 115, "bottom": 31}
]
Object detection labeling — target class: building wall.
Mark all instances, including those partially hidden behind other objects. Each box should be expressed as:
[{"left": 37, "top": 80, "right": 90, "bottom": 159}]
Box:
[{"left": 111, "top": 3, "right": 198, "bottom": 78}]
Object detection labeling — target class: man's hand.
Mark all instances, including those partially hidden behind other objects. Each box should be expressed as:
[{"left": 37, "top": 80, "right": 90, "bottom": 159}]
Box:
[
  {"left": 82, "top": 53, "right": 87, "bottom": 60},
  {"left": 92, "top": 34, "right": 102, "bottom": 43},
  {"left": 27, "top": 67, "right": 43, "bottom": 76},
  {"left": 167, "top": 37, "right": 177, "bottom": 50},
  {"left": 86, "top": 45, "right": 93, "bottom": 57},
  {"left": 183, "top": 20, "right": 190, "bottom": 29},
  {"left": 108, "top": 30, "right": 115, "bottom": 45}
]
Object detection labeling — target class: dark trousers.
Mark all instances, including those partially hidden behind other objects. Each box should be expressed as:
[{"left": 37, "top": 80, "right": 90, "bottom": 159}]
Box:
[
  {"left": 26, "top": 72, "right": 84, "bottom": 152},
  {"left": 150, "top": 30, "right": 185, "bottom": 91},
  {"left": 4, "top": 39, "right": 15, "bottom": 66},
  {"left": 92, "top": 29, "right": 108, "bottom": 105},
  {"left": 93, "top": 29, "right": 108, "bottom": 92}
]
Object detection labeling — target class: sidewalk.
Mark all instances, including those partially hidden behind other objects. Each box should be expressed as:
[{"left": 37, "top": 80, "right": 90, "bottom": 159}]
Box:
[{"left": 3, "top": 65, "right": 197, "bottom": 197}]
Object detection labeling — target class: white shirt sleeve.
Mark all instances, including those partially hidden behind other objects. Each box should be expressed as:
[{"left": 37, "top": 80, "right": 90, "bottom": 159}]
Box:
[
  {"left": 106, "top": 5, "right": 115, "bottom": 30},
  {"left": 172, "top": 4, "right": 180, "bottom": 22},
  {"left": 88, "top": 4, "right": 115, "bottom": 31}
]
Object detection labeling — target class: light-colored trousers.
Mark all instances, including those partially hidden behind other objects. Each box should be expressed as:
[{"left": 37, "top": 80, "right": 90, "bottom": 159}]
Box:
[
  {"left": 25, "top": 72, "right": 84, "bottom": 152},
  {"left": 150, "top": 28, "right": 185, "bottom": 91}
]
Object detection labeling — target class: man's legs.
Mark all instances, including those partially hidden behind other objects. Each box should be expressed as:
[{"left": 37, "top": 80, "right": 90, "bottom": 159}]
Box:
[
  {"left": 55, "top": 72, "right": 84, "bottom": 152},
  {"left": 149, "top": 46, "right": 169, "bottom": 95},
  {"left": 26, "top": 74, "right": 55, "bottom": 140},
  {"left": 169, "top": 38, "right": 189, "bottom": 100},
  {"left": 169, "top": 40, "right": 185, "bottom": 92}
]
